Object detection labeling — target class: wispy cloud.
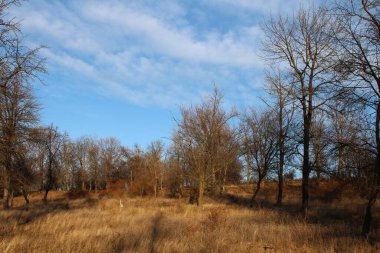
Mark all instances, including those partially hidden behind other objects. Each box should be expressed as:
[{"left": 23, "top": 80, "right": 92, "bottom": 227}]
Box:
[
  {"left": 11, "top": 0, "right": 269, "bottom": 108},
  {"left": 81, "top": 1, "right": 262, "bottom": 66},
  {"left": 209, "top": 0, "right": 306, "bottom": 14}
]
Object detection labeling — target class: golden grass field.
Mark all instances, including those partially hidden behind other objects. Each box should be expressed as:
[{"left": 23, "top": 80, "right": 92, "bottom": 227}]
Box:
[{"left": 1, "top": 181, "right": 379, "bottom": 253}]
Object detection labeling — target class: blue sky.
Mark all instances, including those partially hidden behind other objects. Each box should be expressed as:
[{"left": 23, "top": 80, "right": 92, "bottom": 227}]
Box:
[{"left": 10, "top": 0, "right": 304, "bottom": 149}]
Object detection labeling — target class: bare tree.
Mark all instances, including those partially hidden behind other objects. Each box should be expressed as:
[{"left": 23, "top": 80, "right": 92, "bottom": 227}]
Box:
[
  {"left": 0, "top": 0, "right": 45, "bottom": 209},
  {"left": 173, "top": 88, "right": 237, "bottom": 206},
  {"left": 146, "top": 140, "right": 164, "bottom": 198},
  {"left": 88, "top": 138, "right": 100, "bottom": 191},
  {"left": 38, "top": 125, "right": 63, "bottom": 202},
  {"left": 325, "top": 103, "right": 365, "bottom": 179},
  {"left": 10, "top": 144, "right": 38, "bottom": 205},
  {"left": 99, "top": 137, "right": 123, "bottom": 190},
  {"left": 241, "top": 109, "right": 277, "bottom": 206},
  {"left": 166, "top": 133, "right": 187, "bottom": 198},
  {"left": 75, "top": 137, "right": 91, "bottom": 191},
  {"left": 264, "top": 69, "right": 295, "bottom": 205},
  {"left": 126, "top": 144, "right": 150, "bottom": 196},
  {"left": 262, "top": 5, "right": 339, "bottom": 213},
  {"left": 332, "top": 0, "right": 380, "bottom": 235},
  {"left": 59, "top": 136, "right": 75, "bottom": 191},
  {"left": 217, "top": 127, "right": 241, "bottom": 194},
  {"left": 308, "top": 111, "right": 329, "bottom": 186}
]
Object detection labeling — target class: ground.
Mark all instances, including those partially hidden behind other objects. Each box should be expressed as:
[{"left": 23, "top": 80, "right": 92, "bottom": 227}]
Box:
[{"left": 0, "top": 181, "right": 379, "bottom": 253}]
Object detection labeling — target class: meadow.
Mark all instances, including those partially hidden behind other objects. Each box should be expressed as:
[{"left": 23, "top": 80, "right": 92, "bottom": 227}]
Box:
[{"left": 1, "top": 181, "right": 379, "bottom": 253}]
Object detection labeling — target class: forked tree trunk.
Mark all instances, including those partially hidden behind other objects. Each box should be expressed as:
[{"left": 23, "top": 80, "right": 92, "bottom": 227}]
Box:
[{"left": 251, "top": 177, "right": 263, "bottom": 207}]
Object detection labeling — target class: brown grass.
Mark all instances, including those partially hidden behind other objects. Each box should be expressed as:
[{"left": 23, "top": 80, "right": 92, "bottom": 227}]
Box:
[{"left": 0, "top": 183, "right": 379, "bottom": 253}]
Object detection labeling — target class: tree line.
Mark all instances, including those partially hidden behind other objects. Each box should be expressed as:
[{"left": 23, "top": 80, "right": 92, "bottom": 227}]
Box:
[{"left": 0, "top": 0, "right": 379, "bottom": 236}]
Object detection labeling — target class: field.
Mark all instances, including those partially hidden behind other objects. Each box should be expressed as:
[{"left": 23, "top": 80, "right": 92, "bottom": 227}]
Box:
[{"left": 1, "top": 181, "right": 379, "bottom": 253}]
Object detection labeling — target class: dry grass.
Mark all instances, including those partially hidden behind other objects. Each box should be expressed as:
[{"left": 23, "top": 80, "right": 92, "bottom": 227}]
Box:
[{"left": 0, "top": 184, "right": 379, "bottom": 253}]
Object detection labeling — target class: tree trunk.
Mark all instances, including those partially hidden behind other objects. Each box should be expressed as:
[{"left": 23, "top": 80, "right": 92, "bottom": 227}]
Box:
[
  {"left": 277, "top": 167, "right": 284, "bottom": 206},
  {"left": 338, "top": 132, "right": 344, "bottom": 177},
  {"left": 81, "top": 160, "right": 85, "bottom": 191},
  {"left": 251, "top": 178, "right": 262, "bottom": 207},
  {"left": 302, "top": 114, "right": 311, "bottom": 214},
  {"left": 43, "top": 189, "right": 49, "bottom": 203},
  {"left": 10, "top": 190, "right": 14, "bottom": 208},
  {"left": 220, "top": 165, "right": 228, "bottom": 195},
  {"left": 362, "top": 188, "right": 379, "bottom": 236},
  {"left": 245, "top": 155, "right": 251, "bottom": 183},
  {"left": 210, "top": 164, "right": 217, "bottom": 195},
  {"left": 94, "top": 179, "right": 97, "bottom": 193},
  {"left": 3, "top": 174, "right": 10, "bottom": 209},
  {"left": 362, "top": 101, "right": 380, "bottom": 235},
  {"left": 198, "top": 178, "right": 205, "bottom": 207},
  {"left": 160, "top": 174, "right": 163, "bottom": 190},
  {"left": 3, "top": 188, "right": 10, "bottom": 209},
  {"left": 22, "top": 188, "right": 30, "bottom": 204},
  {"left": 277, "top": 93, "right": 285, "bottom": 206},
  {"left": 315, "top": 150, "right": 321, "bottom": 187},
  {"left": 154, "top": 180, "right": 157, "bottom": 198},
  {"left": 44, "top": 160, "right": 53, "bottom": 203},
  {"left": 277, "top": 135, "right": 285, "bottom": 206},
  {"left": 81, "top": 175, "right": 85, "bottom": 191}
]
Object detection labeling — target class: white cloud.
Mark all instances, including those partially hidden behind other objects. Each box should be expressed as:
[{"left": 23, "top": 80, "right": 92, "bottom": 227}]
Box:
[
  {"left": 210, "top": 0, "right": 305, "bottom": 14},
  {"left": 11, "top": 0, "right": 267, "bottom": 108},
  {"left": 42, "top": 49, "right": 96, "bottom": 76},
  {"left": 81, "top": 1, "right": 263, "bottom": 67}
]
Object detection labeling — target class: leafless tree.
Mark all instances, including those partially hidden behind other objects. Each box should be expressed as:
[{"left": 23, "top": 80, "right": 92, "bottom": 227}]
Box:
[
  {"left": 9, "top": 143, "right": 38, "bottom": 205},
  {"left": 241, "top": 109, "right": 277, "bottom": 206},
  {"left": 146, "top": 140, "right": 164, "bottom": 198},
  {"left": 173, "top": 88, "right": 237, "bottom": 206},
  {"left": 324, "top": 103, "right": 366, "bottom": 179},
  {"left": 88, "top": 138, "right": 100, "bottom": 191},
  {"left": 59, "top": 136, "right": 76, "bottom": 191},
  {"left": 0, "top": 0, "right": 45, "bottom": 209},
  {"left": 126, "top": 144, "right": 150, "bottom": 196},
  {"left": 262, "top": 5, "right": 339, "bottom": 213},
  {"left": 75, "top": 137, "right": 91, "bottom": 190},
  {"left": 264, "top": 69, "right": 295, "bottom": 205},
  {"left": 332, "top": 0, "right": 380, "bottom": 235},
  {"left": 166, "top": 134, "right": 187, "bottom": 198},
  {"left": 37, "top": 125, "right": 63, "bottom": 202},
  {"left": 309, "top": 111, "right": 329, "bottom": 185},
  {"left": 217, "top": 127, "right": 241, "bottom": 194},
  {"left": 99, "top": 137, "right": 123, "bottom": 190}
]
